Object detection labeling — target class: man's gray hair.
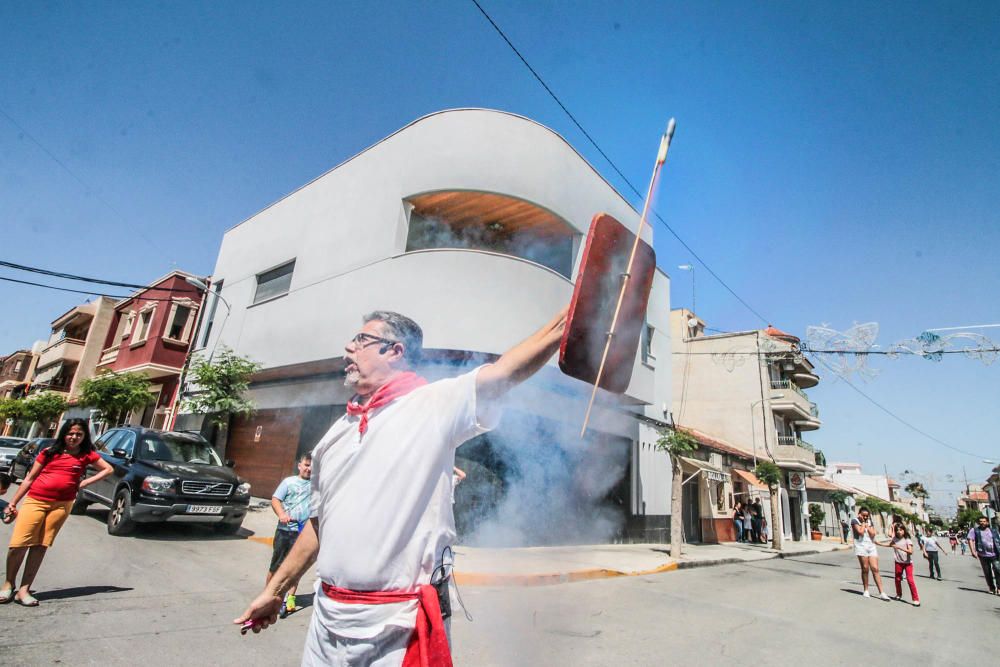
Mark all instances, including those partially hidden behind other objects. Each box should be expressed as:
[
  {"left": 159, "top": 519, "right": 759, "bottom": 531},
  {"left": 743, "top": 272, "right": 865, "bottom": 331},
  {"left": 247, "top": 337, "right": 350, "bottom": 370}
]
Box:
[{"left": 363, "top": 311, "right": 423, "bottom": 364}]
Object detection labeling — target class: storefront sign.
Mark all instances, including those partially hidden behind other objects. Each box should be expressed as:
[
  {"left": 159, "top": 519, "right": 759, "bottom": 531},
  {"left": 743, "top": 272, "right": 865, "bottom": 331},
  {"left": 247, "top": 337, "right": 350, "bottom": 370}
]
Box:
[
  {"left": 788, "top": 472, "right": 805, "bottom": 490},
  {"left": 706, "top": 470, "right": 729, "bottom": 483}
]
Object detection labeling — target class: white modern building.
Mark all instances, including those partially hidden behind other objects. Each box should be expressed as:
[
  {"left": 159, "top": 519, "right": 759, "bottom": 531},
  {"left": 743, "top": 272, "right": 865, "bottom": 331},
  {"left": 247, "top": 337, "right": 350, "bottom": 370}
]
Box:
[{"left": 184, "top": 109, "right": 674, "bottom": 545}]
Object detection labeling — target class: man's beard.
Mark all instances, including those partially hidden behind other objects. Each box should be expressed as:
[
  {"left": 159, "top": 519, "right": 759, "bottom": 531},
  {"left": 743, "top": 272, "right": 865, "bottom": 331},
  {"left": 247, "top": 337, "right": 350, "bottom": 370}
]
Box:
[{"left": 344, "top": 370, "right": 360, "bottom": 390}]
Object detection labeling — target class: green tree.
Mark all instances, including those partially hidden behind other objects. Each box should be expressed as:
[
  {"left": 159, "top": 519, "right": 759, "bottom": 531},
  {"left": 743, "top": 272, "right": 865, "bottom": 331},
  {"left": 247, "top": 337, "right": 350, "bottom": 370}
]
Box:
[
  {"left": 0, "top": 397, "right": 24, "bottom": 423},
  {"left": 754, "top": 460, "right": 783, "bottom": 550},
  {"left": 953, "top": 506, "right": 983, "bottom": 530},
  {"left": 20, "top": 392, "right": 69, "bottom": 433},
  {"left": 182, "top": 347, "right": 262, "bottom": 427},
  {"left": 654, "top": 428, "right": 699, "bottom": 559},
  {"left": 78, "top": 371, "right": 155, "bottom": 427},
  {"left": 904, "top": 481, "right": 929, "bottom": 500}
]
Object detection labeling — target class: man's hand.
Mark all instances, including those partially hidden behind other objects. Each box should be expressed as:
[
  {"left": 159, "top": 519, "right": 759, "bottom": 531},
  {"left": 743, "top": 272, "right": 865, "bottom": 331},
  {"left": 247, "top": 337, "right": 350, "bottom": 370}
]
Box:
[{"left": 234, "top": 590, "right": 283, "bottom": 634}]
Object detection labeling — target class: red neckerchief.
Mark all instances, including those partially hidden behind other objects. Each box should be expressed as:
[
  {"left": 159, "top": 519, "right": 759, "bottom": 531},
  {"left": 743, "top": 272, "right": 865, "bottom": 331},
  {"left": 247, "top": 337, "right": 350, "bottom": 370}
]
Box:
[
  {"left": 321, "top": 583, "right": 452, "bottom": 667},
  {"left": 345, "top": 371, "right": 428, "bottom": 436}
]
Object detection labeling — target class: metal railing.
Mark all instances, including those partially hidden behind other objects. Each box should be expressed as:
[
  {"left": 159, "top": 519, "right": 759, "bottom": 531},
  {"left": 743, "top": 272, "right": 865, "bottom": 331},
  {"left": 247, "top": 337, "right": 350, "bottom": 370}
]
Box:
[
  {"left": 770, "top": 378, "right": 809, "bottom": 401},
  {"left": 776, "top": 435, "right": 815, "bottom": 451}
]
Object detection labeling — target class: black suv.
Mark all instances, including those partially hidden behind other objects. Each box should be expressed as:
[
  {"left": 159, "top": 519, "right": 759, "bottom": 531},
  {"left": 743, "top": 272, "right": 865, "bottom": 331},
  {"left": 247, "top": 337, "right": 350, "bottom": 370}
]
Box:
[{"left": 80, "top": 427, "right": 251, "bottom": 536}]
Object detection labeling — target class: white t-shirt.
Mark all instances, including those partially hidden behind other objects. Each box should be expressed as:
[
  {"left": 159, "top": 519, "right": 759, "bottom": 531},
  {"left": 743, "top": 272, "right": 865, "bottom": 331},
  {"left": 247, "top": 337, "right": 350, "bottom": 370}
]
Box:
[
  {"left": 923, "top": 535, "right": 940, "bottom": 552},
  {"left": 305, "top": 367, "right": 498, "bottom": 649}
]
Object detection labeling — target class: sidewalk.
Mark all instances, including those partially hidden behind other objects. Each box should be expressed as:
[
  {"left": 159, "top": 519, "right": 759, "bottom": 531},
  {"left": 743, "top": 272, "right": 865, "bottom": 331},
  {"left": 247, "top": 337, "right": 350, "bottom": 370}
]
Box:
[
  {"left": 453, "top": 538, "right": 850, "bottom": 586},
  {"left": 240, "top": 504, "right": 850, "bottom": 587}
]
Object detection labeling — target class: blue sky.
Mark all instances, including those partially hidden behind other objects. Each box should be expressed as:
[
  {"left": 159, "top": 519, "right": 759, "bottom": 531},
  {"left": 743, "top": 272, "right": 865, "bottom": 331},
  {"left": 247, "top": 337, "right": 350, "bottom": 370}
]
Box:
[{"left": 2, "top": 1, "right": 997, "bottom": 512}]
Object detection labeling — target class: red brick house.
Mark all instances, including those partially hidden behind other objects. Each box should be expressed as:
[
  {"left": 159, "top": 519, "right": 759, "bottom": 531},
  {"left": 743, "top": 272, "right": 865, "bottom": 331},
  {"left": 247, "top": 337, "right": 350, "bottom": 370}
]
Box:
[{"left": 95, "top": 271, "right": 206, "bottom": 430}]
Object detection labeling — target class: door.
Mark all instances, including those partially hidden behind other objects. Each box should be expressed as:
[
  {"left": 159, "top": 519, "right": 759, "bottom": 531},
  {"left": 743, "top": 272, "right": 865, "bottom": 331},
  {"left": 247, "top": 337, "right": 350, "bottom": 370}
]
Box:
[
  {"left": 228, "top": 408, "right": 305, "bottom": 496},
  {"left": 682, "top": 475, "right": 702, "bottom": 543}
]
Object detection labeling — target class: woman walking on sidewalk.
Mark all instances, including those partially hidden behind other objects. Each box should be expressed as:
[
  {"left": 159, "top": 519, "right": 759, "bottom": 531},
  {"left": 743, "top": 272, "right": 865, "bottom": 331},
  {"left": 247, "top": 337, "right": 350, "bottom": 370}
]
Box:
[
  {"left": 1, "top": 419, "right": 112, "bottom": 606},
  {"left": 853, "top": 508, "right": 890, "bottom": 600},
  {"left": 733, "top": 502, "right": 745, "bottom": 543},
  {"left": 880, "top": 524, "right": 920, "bottom": 606}
]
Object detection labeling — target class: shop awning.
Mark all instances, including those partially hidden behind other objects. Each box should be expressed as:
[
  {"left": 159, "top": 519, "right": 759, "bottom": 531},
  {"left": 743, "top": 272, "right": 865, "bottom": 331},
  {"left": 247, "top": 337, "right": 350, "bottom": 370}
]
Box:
[
  {"left": 679, "top": 456, "right": 730, "bottom": 483},
  {"left": 732, "top": 468, "right": 766, "bottom": 489},
  {"left": 32, "top": 362, "right": 63, "bottom": 386}
]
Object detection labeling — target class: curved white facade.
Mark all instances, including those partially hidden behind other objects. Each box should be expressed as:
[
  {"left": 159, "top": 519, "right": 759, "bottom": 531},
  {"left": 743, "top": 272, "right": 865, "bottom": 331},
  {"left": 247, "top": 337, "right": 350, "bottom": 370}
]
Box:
[{"left": 195, "top": 109, "right": 673, "bottom": 544}]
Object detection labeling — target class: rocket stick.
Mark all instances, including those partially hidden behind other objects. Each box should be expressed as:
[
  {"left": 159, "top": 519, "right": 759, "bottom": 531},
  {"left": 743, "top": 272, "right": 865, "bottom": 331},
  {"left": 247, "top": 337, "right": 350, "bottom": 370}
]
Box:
[{"left": 580, "top": 119, "right": 676, "bottom": 437}]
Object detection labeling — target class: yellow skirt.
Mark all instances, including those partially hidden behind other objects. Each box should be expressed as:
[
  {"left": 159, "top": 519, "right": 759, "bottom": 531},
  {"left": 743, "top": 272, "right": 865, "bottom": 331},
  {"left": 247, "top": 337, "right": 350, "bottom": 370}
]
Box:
[{"left": 8, "top": 497, "right": 74, "bottom": 548}]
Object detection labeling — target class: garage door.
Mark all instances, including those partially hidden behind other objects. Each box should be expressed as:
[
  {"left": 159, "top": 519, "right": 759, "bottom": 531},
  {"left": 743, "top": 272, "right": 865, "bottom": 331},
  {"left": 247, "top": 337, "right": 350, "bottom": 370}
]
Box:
[{"left": 228, "top": 408, "right": 304, "bottom": 497}]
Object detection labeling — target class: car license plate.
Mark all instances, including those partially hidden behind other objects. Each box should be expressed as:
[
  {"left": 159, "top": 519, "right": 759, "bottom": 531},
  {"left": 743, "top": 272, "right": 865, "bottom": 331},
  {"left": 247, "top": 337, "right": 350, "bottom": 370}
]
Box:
[{"left": 187, "top": 505, "right": 223, "bottom": 514}]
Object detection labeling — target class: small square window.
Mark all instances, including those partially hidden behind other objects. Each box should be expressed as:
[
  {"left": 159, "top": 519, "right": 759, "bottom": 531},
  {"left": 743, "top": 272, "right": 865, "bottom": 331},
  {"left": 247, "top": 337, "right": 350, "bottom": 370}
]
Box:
[{"left": 253, "top": 260, "right": 295, "bottom": 304}]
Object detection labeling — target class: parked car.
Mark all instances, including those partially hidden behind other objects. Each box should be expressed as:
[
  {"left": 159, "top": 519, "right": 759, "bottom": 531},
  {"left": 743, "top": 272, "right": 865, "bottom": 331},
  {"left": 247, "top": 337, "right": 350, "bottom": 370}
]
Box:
[
  {"left": 0, "top": 436, "right": 30, "bottom": 475},
  {"left": 79, "top": 426, "right": 251, "bottom": 536},
  {"left": 8, "top": 438, "right": 56, "bottom": 481}
]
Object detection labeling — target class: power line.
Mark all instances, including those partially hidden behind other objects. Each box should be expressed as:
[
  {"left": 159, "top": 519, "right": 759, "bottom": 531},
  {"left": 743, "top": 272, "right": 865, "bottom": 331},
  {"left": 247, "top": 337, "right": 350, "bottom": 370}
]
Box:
[
  {"left": 0, "top": 275, "right": 183, "bottom": 303},
  {"left": 809, "top": 353, "right": 991, "bottom": 460},
  {"left": 0, "top": 102, "right": 158, "bottom": 250},
  {"left": 0, "top": 259, "right": 197, "bottom": 294},
  {"left": 469, "top": 0, "right": 771, "bottom": 326}
]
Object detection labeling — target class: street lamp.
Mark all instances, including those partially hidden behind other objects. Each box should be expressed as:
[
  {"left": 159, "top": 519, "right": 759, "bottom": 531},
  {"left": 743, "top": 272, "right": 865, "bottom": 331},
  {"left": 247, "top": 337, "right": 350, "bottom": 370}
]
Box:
[
  {"left": 677, "top": 263, "right": 696, "bottom": 315},
  {"left": 168, "top": 277, "right": 233, "bottom": 430},
  {"left": 183, "top": 277, "right": 232, "bottom": 363},
  {"left": 750, "top": 394, "right": 784, "bottom": 467}
]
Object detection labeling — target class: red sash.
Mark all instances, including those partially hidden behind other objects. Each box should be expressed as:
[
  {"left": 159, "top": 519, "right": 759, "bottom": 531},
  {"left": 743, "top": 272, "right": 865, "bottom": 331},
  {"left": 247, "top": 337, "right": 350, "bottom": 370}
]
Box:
[
  {"left": 345, "top": 371, "right": 428, "bottom": 436},
  {"left": 321, "top": 582, "right": 452, "bottom": 667}
]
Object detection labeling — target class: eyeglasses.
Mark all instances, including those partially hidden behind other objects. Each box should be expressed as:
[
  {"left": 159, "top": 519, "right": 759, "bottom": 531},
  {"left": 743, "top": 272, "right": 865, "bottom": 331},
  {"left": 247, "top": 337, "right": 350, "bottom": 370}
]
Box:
[{"left": 350, "top": 333, "right": 400, "bottom": 350}]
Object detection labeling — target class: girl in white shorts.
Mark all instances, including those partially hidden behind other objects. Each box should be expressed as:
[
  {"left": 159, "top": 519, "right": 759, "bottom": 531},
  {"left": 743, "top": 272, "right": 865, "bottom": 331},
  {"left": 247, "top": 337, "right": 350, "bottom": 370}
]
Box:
[{"left": 852, "top": 509, "right": 890, "bottom": 599}]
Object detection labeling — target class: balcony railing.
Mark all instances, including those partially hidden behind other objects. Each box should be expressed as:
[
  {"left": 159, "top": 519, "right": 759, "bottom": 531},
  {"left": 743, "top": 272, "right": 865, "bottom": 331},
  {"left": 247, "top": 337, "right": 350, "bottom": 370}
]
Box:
[
  {"left": 776, "top": 435, "right": 814, "bottom": 451},
  {"left": 770, "top": 378, "right": 809, "bottom": 401}
]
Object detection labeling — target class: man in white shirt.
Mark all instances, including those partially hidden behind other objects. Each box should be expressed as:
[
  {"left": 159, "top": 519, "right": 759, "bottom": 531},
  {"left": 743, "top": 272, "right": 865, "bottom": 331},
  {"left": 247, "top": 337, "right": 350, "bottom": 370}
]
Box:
[{"left": 236, "top": 307, "right": 567, "bottom": 665}]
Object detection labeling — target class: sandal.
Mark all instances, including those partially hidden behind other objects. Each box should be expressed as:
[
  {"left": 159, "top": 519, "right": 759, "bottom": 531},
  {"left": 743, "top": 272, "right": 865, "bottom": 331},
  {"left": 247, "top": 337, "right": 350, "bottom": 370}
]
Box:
[
  {"left": 0, "top": 587, "right": 13, "bottom": 604},
  {"left": 14, "top": 592, "right": 39, "bottom": 607}
]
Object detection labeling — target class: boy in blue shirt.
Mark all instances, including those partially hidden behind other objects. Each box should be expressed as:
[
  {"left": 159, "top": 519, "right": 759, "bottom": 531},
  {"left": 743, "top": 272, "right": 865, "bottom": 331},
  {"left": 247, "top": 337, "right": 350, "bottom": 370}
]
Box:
[{"left": 268, "top": 453, "right": 312, "bottom": 616}]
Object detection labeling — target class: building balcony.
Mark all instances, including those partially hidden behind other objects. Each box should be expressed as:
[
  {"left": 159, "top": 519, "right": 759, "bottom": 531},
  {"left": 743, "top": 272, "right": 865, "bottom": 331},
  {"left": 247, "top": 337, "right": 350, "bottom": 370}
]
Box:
[
  {"left": 770, "top": 381, "right": 819, "bottom": 426},
  {"left": 773, "top": 437, "right": 817, "bottom": 471},
  {"left": 37, "top": 337, "right": 86, "bottom": 369},
  {"left": 792, "top": 370, "right": 819, "bottom": 388},
  {"left": 98, "top": 345, "right": 119, "bottom": 366}
]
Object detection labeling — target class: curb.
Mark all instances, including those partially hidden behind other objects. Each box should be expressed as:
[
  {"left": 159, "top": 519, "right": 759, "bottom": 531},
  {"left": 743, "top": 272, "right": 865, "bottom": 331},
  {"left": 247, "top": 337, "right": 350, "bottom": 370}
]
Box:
[{"left": 454, "top": 545, "right": 853, "bottom": 587}]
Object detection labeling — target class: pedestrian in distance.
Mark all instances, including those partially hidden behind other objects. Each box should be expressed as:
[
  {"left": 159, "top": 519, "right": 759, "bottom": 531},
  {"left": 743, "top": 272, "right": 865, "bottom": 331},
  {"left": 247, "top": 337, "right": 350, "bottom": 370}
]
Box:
[
  {"left": 967, "top": 516, "right": 1000, "bottom": 595},
  {"left": 268, "top": 452, "right": 312, "bottom": 618},
  {"left": 948, "top": 530, "right": 957, "bottom": 554},
  {"left": 235, "top": 307, "right": 568, "bottom": 665},
  {"left": 751, "top": 498, "right": 763, "bottom": 543},
  {"left": 1, "top": 419, "right": 113, "bottom": 606},
  {"left": 853, "top": 508, "right": 891, "bottom": 600},
  {"left": 959, "top": 535, "right": 968, "bottom": 556},
  {"left": 878, "top": 524, "right": 920, "bottom": 606},
  {"left": 840, "top": 517, "right": 850, "bottom": 544},
  {"left": 733, "top": 502, "right": 744, "bottom": 543},
  {"left": 742, "top": 501, "right": 753, "bottom": 543},
  {"left": 920, "top": 526, "right": 943, "bottom": 581}
]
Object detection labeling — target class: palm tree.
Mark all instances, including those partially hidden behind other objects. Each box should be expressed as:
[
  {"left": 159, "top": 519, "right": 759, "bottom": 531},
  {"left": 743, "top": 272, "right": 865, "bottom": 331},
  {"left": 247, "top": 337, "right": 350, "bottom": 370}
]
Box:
[
  {"left": 755, "top": 460, "right": 783, "bottom": 551},
  {"left": 655, "top": 428, "right": 699, "bottom": 559}
]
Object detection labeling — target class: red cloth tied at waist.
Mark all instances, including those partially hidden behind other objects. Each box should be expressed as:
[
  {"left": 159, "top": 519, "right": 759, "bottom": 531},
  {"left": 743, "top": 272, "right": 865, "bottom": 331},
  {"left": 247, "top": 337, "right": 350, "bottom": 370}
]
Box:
[
  {"left": 345, "top": 371, "right": 428, "bottom": 436},
  {"left": 320, "top": 582, "right": 452, "bottom": 667}
]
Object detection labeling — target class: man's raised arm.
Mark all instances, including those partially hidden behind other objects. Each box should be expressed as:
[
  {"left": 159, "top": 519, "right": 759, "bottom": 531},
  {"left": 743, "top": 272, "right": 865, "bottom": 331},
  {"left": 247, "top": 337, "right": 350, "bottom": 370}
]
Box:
[{"left": 477, "top": 306, "right": 568, "bottom": 403}]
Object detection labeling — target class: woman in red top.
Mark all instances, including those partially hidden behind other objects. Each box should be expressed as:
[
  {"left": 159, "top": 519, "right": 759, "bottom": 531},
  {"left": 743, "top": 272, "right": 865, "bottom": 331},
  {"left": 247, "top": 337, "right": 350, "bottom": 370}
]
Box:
[{"left": 1, "top": 419, "right": 112, "bottom": 606}]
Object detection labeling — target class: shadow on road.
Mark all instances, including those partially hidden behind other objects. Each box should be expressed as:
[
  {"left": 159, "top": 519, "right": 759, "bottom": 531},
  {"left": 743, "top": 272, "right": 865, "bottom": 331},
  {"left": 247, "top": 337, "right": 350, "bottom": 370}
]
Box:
[
  {"left": 34, "top": 585, "right": 133, "bottom": 601},
  {"left": 957, "top": 586, "right": 996, "bottom": 596},
  {"left": 839, "top": 588, "right": 864, "bottom": 596},
  {"left": 77, "top": 509, "right": 255, "bottom": 541}
]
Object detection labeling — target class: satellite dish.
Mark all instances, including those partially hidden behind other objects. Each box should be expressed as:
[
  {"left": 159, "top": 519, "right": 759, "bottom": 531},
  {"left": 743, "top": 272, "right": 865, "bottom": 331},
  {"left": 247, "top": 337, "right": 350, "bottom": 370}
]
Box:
[
  {"left": 687, "top": 317, "right": 698, "bottom": 329},
  {"left": 844, "top": 496, "right": 856, "bottom": 508}
]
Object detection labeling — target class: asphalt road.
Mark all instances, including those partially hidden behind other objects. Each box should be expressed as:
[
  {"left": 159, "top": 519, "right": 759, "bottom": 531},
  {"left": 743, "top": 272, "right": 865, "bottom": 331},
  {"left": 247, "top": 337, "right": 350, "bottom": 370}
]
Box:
[{"left": 0, "top": 508, "right": 995, "bottom": 666}]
